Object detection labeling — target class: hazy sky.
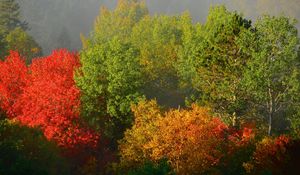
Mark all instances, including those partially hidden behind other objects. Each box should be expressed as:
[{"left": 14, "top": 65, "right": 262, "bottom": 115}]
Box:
[{"left": 19, "top": 0, "right": 300, "bottom": 54}]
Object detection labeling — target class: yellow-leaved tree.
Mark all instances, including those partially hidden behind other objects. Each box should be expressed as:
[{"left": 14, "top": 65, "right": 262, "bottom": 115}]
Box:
[{"left": 119, "top": 100, "right": 238, "bottom": 174}]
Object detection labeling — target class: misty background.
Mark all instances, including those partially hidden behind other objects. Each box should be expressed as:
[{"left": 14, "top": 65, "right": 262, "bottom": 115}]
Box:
[{"left": 17, "top": 0, "right": 300, "bottom": 54}]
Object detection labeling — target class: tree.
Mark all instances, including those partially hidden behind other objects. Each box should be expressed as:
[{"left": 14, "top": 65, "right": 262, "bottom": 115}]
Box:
[
  {"left": 0, "top": 0, "right": 26, "bottom": 58},
  {"left": 76, "top": 39, "right": 143, "bottom": 141},
  {"left": 0, "top": 0, "right": 41, "bottom": 60},
  {"left": 0, "top": 0, "right": 27, "bottom": 32},
  {"left": 90, "top": 0, "right": 148, "bottom": 45},
  {"left": 0, "top": 30, "right": 6, "bottom": 58},
  {"left": 76, "top": 0, "right": 150, "bottom": 143},
  {"left": 240, "top": 15, "right": 300, "bottom": 135},
  {"left": 119, "top": 100, "right": 254, "bottom": 174},
  {"left": 177, "top": 6, "right": 252, "bottom": 124},
  {"left": 0, "top": 50, "right": 99, "bottom": 152},
  {"left": 144, "top": 105, "right": 228, "bottom": 174},
  {"left": 0, "top": 119, "right": 70, "bottom": 175},
  {"left": 5, "top": 27, "right": 42, "bottom": 64},
  {"left": 119, "top": 100, "right": 162, "bottom": 168},
  {"left": 0, "top": 51, "right": 28, "bottom": 114},
  {"left": 131, "top": 14, "right": 188, "bottom": 107},
  {"left": 243, "top": 135, "right": 296, "bottom": 174},
  {"left": 77, "top": 1, "right": 194, "bottom": 144}
]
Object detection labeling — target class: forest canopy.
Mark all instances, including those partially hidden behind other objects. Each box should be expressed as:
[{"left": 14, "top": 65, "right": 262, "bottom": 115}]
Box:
[{"left": 0, "top": 0, "right": 300, "bottom": 174}]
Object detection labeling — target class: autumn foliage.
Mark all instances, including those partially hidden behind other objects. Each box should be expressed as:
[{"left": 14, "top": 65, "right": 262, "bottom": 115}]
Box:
[
  {"left": 0, "top": 50, "right": 99, "bottom": 151},
  {"left": 1, "top": 1, "right": 300, "bottom": 174},
  {"left": 119, "top": 100, "right": 254, "bottom": 174},
  {"left": 243, "top": 135, "right": 293, "bottom": 174},
  {"left": 0, "top": 51, "right": 28, "bottom": 115}
]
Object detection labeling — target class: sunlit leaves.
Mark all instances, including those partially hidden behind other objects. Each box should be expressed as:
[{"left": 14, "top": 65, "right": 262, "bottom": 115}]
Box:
[
  {"left": 0, "top": 51, "right": 28, "bottom": 115},
  {"left": 240, "top": 15, "right": 300, "bottom": 135},
  {"left": 76, "top": 39, "right": 143, "bottom": 140},
  {"left": 0, "top": 50, "right": 99, "bottom": 151},
  {"left": 177, "top": 5, "right": 251, "bottom": 119},
  {"left": 120, "top": 100, "right": 253, "bottom": 174},
  {"left": 119, "top": 100, "right": 162, "bottom": 166}
]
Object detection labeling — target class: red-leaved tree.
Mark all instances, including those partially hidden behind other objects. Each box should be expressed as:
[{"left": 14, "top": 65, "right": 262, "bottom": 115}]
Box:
[
  {"left": 0, "top": 50, "right": 99, "bottom": 152},
  {"left": 0, "top": 51, "right": 28, "bottom": 116}
]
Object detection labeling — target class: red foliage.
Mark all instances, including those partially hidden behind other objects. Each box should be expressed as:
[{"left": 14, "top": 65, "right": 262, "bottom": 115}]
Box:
[
  {"left": 0, "top": 50, "right": 99, "bottom": 151},
  {"left": 228, "top": 126, "right": 254, "bottom": 148},
  {"left": 244, "top": 135, "right": 290, "bottom": 174},
  {"left": 253, "top": 135, "right": 289, "bottom": 165},
  {"left": 0, "top": 51, "right": 28, "bottom": 116}
]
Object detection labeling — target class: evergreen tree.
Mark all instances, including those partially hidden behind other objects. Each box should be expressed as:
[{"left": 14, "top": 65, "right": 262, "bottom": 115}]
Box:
[
  {"left": 0, "top": 0, "right": 28, "bottom": 58},
  {"left": 0, "top": 0, "right": 27, "bottom": 33}
]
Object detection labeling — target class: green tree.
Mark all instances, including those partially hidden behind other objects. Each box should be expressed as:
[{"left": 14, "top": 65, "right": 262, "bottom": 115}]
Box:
[
  {"left": 0, "top": 0, "right": 27, "bottom": 32},
  {"left": 177, "top": 6, "right": 252, "bottom": 124},
  {"left": 240, "top": 15, "right": 300, "bottom": 135},
  {"left": 5, "top": 27, "right": 42, "bottom": 64},
  {"left": 77, "top": 0, "right": 191, "bottom": 143},
  {"left": 0, "top": 119, "right": 70, "bottom": 175},
  {"left": 76, "top": 39, "right": 143, "bottom": 141},
  {"left": 0, "top": 0, "right": 41, "bottom": 60},
  {"left": 90, "top": 0, "right": 148, "bottom": 45},
  {"left": 131, "top": 14, "right": 189, "bottom": 107},
  {"left": 76, "top": 0, "right": 148, "bottom": 143}
]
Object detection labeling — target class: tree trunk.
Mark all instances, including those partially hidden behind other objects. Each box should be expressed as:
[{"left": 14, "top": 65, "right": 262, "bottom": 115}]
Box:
[
  {"left": 268, "top": 112, "right": 272, "bottom": 136},
  {"left": 268, "top": 86, "right": 274, "bottom": 136}
]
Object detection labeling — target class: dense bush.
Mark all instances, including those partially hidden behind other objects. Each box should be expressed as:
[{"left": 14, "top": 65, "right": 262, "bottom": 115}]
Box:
[{"left": 0, "top": 119, "right": 69, "bottom": 175}]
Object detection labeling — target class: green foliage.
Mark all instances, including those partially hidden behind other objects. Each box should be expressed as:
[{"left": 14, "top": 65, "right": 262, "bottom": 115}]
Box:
[
  {"left": 0, "top": 0, "right": 41, "bottom": 60},
  {"left": 0, "top": 0, "right": 27, "bottom": 32},
  {"left": 127, "top": 159, "right": 174, "bottom": 175},
  {"left": 76, "top": 38, "right": 144, "bottom": 140},
  {"left": 0, "top": 30, "right": 6, "bottom": 59},
  {"left": 76, "top": 1, "right": 150, "bottom": 143},
  {"left": 77, "top": 0, "right": 190, "bottom": 142},
  {"left": 131, "top": 14, "right": 187, "bottom": 107},
  {"left": 0, "top": 119, "right": 69, "bottom": 175},
  {"left": 91, "top": 0, "right": 148, "bottom": 45},
  {"left": 1, "top": 1, "right": 300, "bottom": 174},
  {"left": 177, "top": 5, "right": 252, "bottom": 123},
  {"left": 5, "top": 27, "right": 42, "bottom": 63},
  {"left": 0, "top": 0, "right": 27, "bottom": 58},
  {"left": 240, "top": 15, "right": 300, "bottom": 135},
  {"left": 289, "top": 114, "right": 300, "bottom": 138}
]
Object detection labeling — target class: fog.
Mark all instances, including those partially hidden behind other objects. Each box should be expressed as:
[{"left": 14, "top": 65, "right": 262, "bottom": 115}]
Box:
[{"left": 18, "top": 0, "right": 300, "bottom": 54}]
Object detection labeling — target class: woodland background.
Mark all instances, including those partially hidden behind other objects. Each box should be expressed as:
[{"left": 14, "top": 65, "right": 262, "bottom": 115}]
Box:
[{"left": 1, "top": 0, "right": 300, "bottom": 174}]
